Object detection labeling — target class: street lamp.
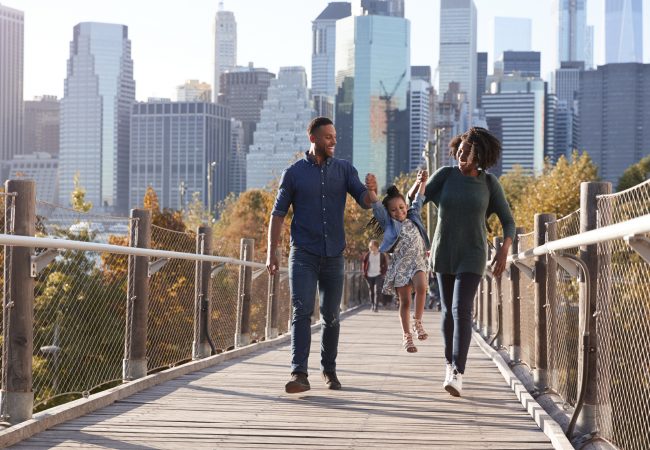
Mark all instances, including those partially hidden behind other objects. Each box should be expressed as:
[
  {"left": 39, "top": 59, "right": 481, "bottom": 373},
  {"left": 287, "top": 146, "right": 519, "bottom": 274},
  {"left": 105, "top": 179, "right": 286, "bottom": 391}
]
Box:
[{"left": 207, "top": 161, "right": 217, "bottom": 217}]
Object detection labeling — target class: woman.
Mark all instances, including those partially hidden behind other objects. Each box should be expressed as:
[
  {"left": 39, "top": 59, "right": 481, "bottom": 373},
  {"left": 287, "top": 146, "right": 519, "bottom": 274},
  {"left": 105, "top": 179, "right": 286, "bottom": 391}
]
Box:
[
  {"left": 424, "top": 127, "right": 515, "bottom": 397},
  {"left": 362, "top": 239, "right": 388, "bottom": 312}
]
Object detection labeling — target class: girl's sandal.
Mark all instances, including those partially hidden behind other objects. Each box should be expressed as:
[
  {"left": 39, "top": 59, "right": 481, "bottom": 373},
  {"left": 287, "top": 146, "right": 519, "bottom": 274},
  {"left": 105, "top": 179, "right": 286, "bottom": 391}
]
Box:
[
  {"left": 403, "top": 332, "right": 417, "bottom": 353},
  {"left": 413, "top": 318, "right": 428, "bottom": 341}
]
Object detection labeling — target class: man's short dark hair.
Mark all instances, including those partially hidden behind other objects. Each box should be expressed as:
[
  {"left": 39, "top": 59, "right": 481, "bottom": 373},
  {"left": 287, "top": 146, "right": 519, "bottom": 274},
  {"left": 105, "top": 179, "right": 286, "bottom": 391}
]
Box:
[{"left": 307, "top": 116, "right": 334, "bottom": 136}]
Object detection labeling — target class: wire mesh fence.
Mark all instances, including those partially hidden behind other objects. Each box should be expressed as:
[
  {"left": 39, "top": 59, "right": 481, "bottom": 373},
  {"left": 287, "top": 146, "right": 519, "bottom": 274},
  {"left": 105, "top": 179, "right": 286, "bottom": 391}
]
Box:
[
  {"left": 595, "top": 181, "right": 650, "bottom": 450},
  {"left": 0, "top": 192, "right": 15, "bottom": 412},
  {"left": 516, "top": 231, "right": 536, "bottom": 369},
  {"left": 545, "top": 210, "right": 580, "bottom": 407},
  {"left": 147, "top": 225, "right": 196, "bottom": 372},
  {"left": 31, "top": 205, "right": 134, "bottom": 411}
]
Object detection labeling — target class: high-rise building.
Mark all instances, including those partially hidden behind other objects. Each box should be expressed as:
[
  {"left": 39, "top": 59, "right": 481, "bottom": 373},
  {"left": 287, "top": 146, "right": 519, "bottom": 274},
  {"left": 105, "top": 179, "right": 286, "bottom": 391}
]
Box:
[
  {"left": 246, "top": 67, "right": 315, "bottom": 190},
  {"left": 494, "top": 17, "right": 532, "bottom": 60},
  {"left": 554, "top": 60, "right": 583, "bottom": 104},
  {"left": 579, "top": 63, "right": 650, "bottom": 184},
  {"left": 482, "top": 75, "right": 546, "bottom": 174},
  {"left": 558, "top": 0, "right": 587, "bottom": 64},
  {"left": 24, "top": 95, "right": 59, "bottom": 156},
  {"left": 0, "top": 3, "right": 24, "bottom": 163},
  {"left": 336, "top": 13, "right": 410, "bottom": 188},
  {"left": 585, "top": 25, "right": 594, "bottom": 69},
  {"left": 606, "top": 0, "right": 643, "bottom": 64},
  {"left": 59, "top": 22, "right": 135, "bottom": 213},
  {"left": 176, "top": 80, "right": 212, "bottom": 102},
  {"left": 130, "top": 101, "right": 231, "bottom": 211},
  {"left": 213, "top": 2, "right": 237, "bottom": 99},
  {"left": 501, "top": 51, "right": 541, "bottom": 78},
  {"left": 219, "top": 64, "right": 275, "bottom": 192},
  {"left": 439, "top": 0, "right": 477, "bottom": 111},
  {"left": 476, "top": 52, "right": 488, "bottom": 108},
  {"left": 228, "top": 118, "right": 246, "bottom": 195},
  {"left": 2, "top": 152, "right": 58, "bottom": 203},
  {"left": 312, "top": 2, "right": 351, "bottom": 97},
  {"left": 408, "top": 77, "right": 431, "bottom": 171},
  {"left": 358, "top": 0, "right": 404, "bottom": 17}
]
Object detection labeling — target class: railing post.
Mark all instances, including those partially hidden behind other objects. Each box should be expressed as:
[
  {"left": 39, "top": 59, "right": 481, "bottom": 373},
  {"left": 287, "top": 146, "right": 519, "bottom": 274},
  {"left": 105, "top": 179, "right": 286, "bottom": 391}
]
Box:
[
  {"left": 483, "top": 246, "right": 493, "bottom": 337},
  {"left": 534, "top": 213, "right": 554, "bottom": 391},
  {"left": 577, "top": 181, "right": 611, "bottom": 434},
  {"left": 123, "top": 208, "right": 151, "bottom": 381},
  {"left": 235, "top": 238, "right": 254, "bottom": 347},
  {"left": 265, "top": 269, "right": 280, "bottom": 340},
  {"left": 1, "top": 179, "right": 35, "bottom": 424},
  {"left": 493, "top": 236, "right": 503, "bottom": 346},
  {"left": 545, "top": 220, "right": 558, "bottom": 386},
  {"left": 510, "top": 227, "right": 525, "bottom": 362},
  {"left": 193, "top": 226, "right": 212, "bottom": 359}
]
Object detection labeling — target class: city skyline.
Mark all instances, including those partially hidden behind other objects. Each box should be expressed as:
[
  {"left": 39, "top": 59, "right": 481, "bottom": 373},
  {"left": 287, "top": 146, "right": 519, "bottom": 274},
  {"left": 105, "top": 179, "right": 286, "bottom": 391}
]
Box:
[{"left": 14, "top": 0, "right": 650, "bottom": 101}]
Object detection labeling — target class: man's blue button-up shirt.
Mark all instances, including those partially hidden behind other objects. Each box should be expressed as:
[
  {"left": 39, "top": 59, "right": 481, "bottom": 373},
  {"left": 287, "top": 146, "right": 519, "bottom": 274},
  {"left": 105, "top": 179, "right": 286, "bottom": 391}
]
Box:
[{"left": 271, "top": 152, "right": 369, "bottom": 257}]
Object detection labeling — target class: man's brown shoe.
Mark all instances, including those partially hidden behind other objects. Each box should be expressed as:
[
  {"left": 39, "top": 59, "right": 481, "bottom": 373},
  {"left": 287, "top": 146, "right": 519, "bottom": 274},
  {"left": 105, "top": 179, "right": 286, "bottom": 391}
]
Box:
[
  {"left": 285, "top": 372, "right": 310, "bottom": 393},
  {"left": 322, "top": 371, "right": 342, "bottom": 390}
]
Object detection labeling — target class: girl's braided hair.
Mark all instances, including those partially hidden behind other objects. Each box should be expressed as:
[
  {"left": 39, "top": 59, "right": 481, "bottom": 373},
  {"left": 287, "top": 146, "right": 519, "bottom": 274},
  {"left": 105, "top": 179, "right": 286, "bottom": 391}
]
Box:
[
  {"left": 365, "top": 185, "right": 405, "bottom": 238},
  {"left": 449, "top": 126, "right": 501, "bottom": 169}
]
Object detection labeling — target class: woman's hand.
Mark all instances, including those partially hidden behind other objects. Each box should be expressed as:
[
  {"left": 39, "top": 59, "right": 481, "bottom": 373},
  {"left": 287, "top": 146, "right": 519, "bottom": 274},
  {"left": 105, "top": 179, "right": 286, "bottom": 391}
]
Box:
[
  {"left": 490, "top": 246, "right": 509, "bottom": 278},
  {"left": 365, "top": 173, "right": 379, "bottom": 203},
  {"left": 417, "top": 169, "right": 428, "bottom": 184}
]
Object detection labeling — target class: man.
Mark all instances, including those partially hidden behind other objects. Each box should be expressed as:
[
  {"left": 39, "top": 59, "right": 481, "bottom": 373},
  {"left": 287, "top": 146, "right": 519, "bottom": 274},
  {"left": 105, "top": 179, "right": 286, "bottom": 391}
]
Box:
[{"left": 266, "top": 116, "right": 376, "bottom": 393}]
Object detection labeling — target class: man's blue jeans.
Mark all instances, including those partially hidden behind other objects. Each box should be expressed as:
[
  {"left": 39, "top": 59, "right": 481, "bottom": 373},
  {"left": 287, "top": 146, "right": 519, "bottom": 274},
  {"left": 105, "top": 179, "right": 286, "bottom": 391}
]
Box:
[{"left": 289, "top": 246, "right": 344, "bottom": 375}]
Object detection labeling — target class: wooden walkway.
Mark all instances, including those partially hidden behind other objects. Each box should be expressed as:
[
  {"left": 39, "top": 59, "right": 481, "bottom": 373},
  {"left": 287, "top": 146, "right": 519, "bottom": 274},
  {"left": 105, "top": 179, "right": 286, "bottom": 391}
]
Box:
[{"left": 12, "top": 308, "right": 555, "bottom": 449}]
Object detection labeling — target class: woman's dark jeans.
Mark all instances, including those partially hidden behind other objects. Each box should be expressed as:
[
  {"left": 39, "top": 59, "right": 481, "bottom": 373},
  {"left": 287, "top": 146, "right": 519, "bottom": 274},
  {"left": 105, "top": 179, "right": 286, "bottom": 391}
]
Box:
[{"left": 437, "top": 272, "right": 482, "bottom": 374}]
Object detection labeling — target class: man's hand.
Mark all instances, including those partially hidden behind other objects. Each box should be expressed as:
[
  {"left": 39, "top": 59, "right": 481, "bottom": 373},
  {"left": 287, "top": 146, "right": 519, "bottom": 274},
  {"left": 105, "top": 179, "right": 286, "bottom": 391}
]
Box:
[
  {"left": 365, "top": 173, "right": 378, "bottom": 193},
  {"left": 266, "top": 249, "right": 280, "bottom": 275}
]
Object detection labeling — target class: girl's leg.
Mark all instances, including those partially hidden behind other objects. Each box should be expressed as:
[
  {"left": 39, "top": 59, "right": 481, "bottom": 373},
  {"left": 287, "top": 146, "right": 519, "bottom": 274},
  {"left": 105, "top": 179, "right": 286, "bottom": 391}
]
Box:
[
  {"left": 412, "top": 271, "right": 429, "bottom": 340},
  {"left": 395, "top": 285, "right": 412, "bottom": 334},
  {"left": 452, "top": 273, "right": 483, "bottom": 374},
  {"left": 437, "top": 273, "right": 456, "bottom": 365}
]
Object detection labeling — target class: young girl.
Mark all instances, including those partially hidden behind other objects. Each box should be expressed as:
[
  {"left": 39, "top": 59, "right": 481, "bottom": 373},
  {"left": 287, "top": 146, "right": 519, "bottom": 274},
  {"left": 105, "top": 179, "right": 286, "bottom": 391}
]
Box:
[{"left": 365, "top": 170, "right": 430, "bottom": 353}]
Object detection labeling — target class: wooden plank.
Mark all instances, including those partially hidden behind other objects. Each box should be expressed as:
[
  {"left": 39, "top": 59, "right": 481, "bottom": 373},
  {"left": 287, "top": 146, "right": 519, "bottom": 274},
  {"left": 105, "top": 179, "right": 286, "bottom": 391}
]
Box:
[{"left": 10, "top": 309, "right": 555, "bottom": 449}]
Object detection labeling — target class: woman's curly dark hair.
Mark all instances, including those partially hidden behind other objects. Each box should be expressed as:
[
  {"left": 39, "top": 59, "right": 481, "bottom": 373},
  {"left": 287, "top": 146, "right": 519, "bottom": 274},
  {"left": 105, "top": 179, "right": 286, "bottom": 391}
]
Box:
[
  {"left": 448, "top": 127, "right": 501, "bottom": 169},
  {"left": 366, "top": 185, "right": 405, "bottom": 238}
]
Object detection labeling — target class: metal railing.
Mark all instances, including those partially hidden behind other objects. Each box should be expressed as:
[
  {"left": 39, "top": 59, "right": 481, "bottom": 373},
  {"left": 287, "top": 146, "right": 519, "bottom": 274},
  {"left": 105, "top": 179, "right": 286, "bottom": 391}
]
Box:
[
  {"left": 475, "top": 180, "right": 650, "bottom": 450},
  {"left": 0, "top": 179, "right": 367, "bottom": 426}
]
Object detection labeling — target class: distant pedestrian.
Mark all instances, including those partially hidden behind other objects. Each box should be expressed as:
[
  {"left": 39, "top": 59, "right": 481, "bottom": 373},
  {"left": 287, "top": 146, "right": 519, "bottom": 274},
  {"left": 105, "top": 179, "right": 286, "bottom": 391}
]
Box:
[{"left": 362, "top": 240, "right": 388, "bottom": 312}]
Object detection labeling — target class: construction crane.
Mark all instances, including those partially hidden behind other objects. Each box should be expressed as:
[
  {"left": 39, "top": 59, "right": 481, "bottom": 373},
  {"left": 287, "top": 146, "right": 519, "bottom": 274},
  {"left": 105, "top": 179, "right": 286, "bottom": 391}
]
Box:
[{"left": 379, "top": 70, "right": 407, "bottom": 183}]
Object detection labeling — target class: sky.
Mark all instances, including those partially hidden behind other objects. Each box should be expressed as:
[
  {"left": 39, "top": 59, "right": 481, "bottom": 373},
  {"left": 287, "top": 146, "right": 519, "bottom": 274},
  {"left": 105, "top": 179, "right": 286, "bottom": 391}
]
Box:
[{"left": 10, "top": 0, "right": 650, "bottom": 101}]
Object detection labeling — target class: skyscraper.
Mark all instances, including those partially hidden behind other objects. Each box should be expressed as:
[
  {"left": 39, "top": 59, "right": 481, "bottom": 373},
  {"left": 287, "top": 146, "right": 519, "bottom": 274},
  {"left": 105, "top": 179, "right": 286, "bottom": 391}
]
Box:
[
  {"left": 477, "top": 52, "right": 488, "bottom": 108},
  {"left": 502, "top": 51, "right": 541, "bottom": 78},
  {"left": 246, "top": 67, "right": 315, "bottom": 190},
  {"left": 579, "top": 63, "right": 650, "bottom": 184},
  {"left": 555, "top": 60, "right": 583, "bottom": 104},
  {"left": 482, "top": 76, "right": 546, "bottom": 174},
  {"left": 24, "top": 95, "right": 59, "bottom": 156},
  {"left": 494, "top": 17, "right": 532, "bottom": 60},
  {"left": 312, "top": 2, "right": 351, "bottom": 97},
  {"left": 336, "top": 12, "right": 411, "bottom": 188},
  {"left": 408, "top": 75, "right": 431, "bottom": 171},
  {"left": 359, "top": 0, "right": 404, "bottom": 17},
  {"left": 59, "top": 22, "right": 135, "bottom": 213},
  {"left": 213, "top": 2, "right": 237, "bottom": 99},
  {"left": 130, "top": 101, "right": 231, "bottom": 211},
  {"left": 558, "top": 0, "right": 587, "bottom": 64},
  {"left": 605, "top": 0, "right": 643, "bottom": 64},
  {"left": 176, "top": 80, "right": 212, "bottom": 102},
  {"left": 219, "top": 64, "right": 275, "bottom": 192},
  {"left": 0, "top": 3, "right": 24, "bottom": 163},
  {"left": 439, "top": 0, "right": 477, "bottom": 111}
]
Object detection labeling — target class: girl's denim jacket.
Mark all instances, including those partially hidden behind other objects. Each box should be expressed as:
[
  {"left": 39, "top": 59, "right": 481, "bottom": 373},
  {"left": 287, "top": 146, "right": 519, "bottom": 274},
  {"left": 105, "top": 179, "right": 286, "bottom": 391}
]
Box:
[{"left": 371, "top": 193, "right": 431, "bottom": 253}]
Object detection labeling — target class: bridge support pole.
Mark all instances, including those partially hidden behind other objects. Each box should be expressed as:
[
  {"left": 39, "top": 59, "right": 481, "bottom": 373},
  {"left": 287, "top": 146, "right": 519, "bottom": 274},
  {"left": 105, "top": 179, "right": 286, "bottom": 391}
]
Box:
[
  {"left": 0, "top": 179, "right": 36, "bottom": 424},
  {"left": 492, "top": 237, "right": 503, "bottom": 347},
  {"left": 193, "top": 226, "right": 213, "bottom": 359},
  {"left": 235, "top": 239, "right": 254, "bottom": 347},
  {"left": 265, "top": 269, "right": 280, "bottom": 340},
  {"left": 123, "top": 209, "right": 151, "bottom": 381},
  {"left": 509, "top": 227, "right": 525, "bottom": 362},
  {"left": 533, "top": 213, "right": 554, "bottom": 391},
  {"left": 576, "top": 181, "right": 611, "bottom": 435}
]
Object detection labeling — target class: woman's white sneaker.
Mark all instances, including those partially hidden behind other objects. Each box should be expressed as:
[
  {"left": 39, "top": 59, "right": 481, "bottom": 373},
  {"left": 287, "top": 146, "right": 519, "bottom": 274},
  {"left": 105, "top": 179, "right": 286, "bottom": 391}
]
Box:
[
  {"left": 443, "top": 363, "right": 453, "bottom": 388},
  {"left": 445, "top": 369, "right": 463, "bottom": 397}
]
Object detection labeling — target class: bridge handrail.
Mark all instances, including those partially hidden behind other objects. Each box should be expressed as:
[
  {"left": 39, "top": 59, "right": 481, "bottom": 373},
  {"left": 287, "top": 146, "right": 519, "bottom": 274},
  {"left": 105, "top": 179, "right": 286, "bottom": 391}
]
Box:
[
  {"left": 508, "top": 213, "right": 650, "bottom": 263},
  {"left": 0, "top": 233, "right": 281, "bottom": 271}
]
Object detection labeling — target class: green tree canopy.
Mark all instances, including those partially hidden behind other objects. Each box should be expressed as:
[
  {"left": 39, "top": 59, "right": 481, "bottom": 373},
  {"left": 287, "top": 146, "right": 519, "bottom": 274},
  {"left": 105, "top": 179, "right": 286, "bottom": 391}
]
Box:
[{"left": 617, "top": 155, "right": 650, "bottom": 192}]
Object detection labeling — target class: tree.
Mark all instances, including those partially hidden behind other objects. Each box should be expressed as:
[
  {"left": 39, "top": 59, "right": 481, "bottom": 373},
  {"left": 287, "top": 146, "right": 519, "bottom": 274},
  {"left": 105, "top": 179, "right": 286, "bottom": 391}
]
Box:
[
  {"left": 71, "top": 172, "right": 92, "bottom": 212},
  {"left": 617, "top": 155, "right": 650, "bottom": 192}
]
